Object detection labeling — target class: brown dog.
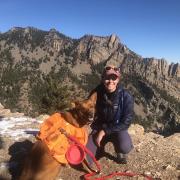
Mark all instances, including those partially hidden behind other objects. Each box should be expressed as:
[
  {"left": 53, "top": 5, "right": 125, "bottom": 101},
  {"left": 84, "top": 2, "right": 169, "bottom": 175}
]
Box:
[{"left": 19, "top": 92, "right": 97, "bottom": 180}]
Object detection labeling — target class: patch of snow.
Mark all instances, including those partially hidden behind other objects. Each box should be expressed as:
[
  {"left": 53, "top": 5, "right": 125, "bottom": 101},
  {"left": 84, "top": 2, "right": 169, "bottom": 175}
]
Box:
[{"left": 0, "top": 116, "right": 41, "bottom": 140}]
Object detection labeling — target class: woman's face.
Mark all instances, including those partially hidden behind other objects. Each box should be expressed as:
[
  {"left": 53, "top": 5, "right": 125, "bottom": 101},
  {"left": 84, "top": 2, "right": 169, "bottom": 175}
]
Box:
[{"left": 103, "top": 74, "right": 120, "bottom": 93}]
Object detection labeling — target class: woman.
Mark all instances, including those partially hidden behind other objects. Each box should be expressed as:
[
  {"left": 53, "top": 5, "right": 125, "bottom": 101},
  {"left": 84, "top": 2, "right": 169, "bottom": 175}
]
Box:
[{"left": 86, "top": 65, "right": 134, "bottom": 165}]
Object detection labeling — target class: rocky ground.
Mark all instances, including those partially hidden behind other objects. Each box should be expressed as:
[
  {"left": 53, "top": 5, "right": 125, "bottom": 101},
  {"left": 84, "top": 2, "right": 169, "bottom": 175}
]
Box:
[{"left": 0, "top": 104, "right": 179, "bottom": 180}]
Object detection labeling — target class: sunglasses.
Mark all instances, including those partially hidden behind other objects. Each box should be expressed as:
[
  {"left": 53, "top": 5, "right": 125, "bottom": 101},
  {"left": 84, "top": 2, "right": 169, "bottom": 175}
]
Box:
[
  {"left": 105, "top": 74, "right": 118, "bottom": 81},
  {"left": 105, "top": 66, "right": 120, "bottom": 72}
]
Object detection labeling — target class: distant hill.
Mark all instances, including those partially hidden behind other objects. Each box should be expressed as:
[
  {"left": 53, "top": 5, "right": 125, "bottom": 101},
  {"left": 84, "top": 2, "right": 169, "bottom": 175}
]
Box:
[{"left": 0, "top": 26, "right": 179, "bottom": 135}]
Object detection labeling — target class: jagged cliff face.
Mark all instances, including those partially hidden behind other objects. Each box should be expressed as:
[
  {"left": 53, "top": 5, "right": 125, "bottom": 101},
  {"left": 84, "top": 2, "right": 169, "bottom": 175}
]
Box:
[
  {"left": 0, "top": 27, "right": 179, "bottom": 135},
  {"left": 77, "top": 34, "right": 180, "bottom": 99}
]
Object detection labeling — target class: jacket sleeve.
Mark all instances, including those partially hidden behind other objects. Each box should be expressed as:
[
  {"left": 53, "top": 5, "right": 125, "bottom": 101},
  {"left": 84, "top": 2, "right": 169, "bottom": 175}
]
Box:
[{"left": 103, "top": 91, "right": 134, "bottom": 135}]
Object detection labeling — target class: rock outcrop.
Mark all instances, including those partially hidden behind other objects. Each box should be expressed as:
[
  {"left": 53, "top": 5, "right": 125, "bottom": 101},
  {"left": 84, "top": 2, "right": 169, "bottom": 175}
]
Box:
[{"left": 0, "top": 107, "right": 179, "bottom": 180}]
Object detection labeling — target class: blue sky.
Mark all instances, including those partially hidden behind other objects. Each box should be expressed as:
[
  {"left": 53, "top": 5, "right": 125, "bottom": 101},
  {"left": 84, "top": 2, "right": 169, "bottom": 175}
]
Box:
[{"left": 0, "top": 0, "right": 180, "bottom": 63}]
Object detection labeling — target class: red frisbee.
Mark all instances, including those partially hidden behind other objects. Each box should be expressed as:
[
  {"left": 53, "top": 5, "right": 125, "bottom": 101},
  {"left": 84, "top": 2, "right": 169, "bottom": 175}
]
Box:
[{"left": 66, "top": 144, "right": 85, "bottom": 165}]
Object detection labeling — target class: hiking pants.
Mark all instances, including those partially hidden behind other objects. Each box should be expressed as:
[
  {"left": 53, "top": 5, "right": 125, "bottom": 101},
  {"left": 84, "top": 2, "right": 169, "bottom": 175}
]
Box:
[{"left": 86, "top": 130, "right": 133, "bottom": 164}]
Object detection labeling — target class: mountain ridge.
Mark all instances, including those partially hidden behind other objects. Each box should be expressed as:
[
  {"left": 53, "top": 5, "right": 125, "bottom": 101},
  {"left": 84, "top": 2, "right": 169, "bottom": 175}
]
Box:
[{"left": 0, "top": 26, "right": 179, "bottom": 135}]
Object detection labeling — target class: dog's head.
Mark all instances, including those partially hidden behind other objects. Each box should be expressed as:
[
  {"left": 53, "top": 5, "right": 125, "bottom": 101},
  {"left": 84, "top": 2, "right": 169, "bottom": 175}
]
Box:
[{"left": 70, "top": 92, "right": 97, "bottom": 127}]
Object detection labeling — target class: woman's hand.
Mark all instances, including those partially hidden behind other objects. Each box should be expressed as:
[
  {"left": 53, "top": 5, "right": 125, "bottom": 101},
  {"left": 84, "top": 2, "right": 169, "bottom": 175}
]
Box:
[{"left": 96, "top": 130, "right": 105, "bottom": 147}]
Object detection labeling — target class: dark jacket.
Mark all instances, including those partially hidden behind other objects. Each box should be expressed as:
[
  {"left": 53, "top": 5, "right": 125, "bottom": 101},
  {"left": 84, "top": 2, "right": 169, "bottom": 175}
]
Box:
[{"left": 91, "top": 84, "right": 134, "bottom": 135}]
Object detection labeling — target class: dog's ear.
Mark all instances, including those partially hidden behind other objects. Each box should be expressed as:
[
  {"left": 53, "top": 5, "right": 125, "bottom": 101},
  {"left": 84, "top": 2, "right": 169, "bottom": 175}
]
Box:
[{"left": 88, "top": 92, "right": 97, "bottom": 105}]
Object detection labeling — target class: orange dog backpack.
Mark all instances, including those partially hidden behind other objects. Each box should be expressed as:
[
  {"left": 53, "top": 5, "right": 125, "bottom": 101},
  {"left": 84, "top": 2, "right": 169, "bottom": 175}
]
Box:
[{"left": 37, "top": 113, "right": 88, "bottom": 164}]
